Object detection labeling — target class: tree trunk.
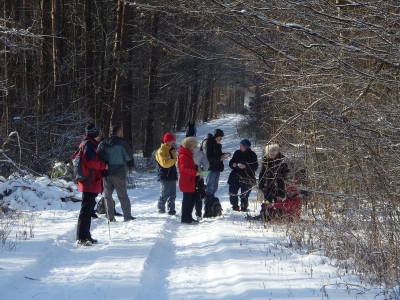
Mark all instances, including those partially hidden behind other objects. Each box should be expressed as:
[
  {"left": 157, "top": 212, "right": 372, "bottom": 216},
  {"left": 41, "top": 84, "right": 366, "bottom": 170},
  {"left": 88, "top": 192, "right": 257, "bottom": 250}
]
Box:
[
  {"left": 84, "top": 0, "right": 93, "bottom": 112},
  {"left": 143, "top": 12, "right": 160, "bottom": 157},
  {"left": 110, "top": 0, "right": 130, "bottom": 128}
]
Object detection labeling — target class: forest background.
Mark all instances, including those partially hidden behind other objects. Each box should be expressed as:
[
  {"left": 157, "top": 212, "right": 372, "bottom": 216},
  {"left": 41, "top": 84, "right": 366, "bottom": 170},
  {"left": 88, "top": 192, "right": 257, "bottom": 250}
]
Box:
[{"left": 1, "top": 0, "right": 400, "bottom": 294}]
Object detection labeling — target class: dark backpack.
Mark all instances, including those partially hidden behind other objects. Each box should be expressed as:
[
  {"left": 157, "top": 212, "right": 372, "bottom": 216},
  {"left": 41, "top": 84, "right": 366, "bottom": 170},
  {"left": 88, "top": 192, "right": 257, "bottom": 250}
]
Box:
[
  {"left": 203, "top": 197, "right": 222, "bottom": 218},
  {"left": 97, "top": 141, "right": 107, "bottom": 162},
  {"left": 71, "top": 141, "right": 88, "bottom": 182},
  {"left": 96, "top": 197, "right": 117, "bottom": 214}
]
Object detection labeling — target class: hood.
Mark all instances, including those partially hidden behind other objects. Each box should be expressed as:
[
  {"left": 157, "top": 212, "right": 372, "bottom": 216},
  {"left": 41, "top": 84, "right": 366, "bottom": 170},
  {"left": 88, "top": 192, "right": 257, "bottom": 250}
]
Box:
[
  {"left": 205, "top": 133, "right": 214, "bottom": 140},
  {"left": 104, "top": 135, "right": 121, "bottom": 147}
]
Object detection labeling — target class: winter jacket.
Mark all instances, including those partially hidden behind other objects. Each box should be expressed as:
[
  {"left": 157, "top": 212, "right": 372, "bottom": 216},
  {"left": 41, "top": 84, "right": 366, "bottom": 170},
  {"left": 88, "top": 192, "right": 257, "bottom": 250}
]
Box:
[
  {"left": 177, "top": 145, "right": 198, "bottom": 193},
  {"left": 258, "top": 152, "right": 289, "bottom": 188},
  {"left": 77, "top": 136, "right": 107, "bottom": 193},
  {"left": 200, "top": 133, "right": 225, "bottom": 172},
  {"left": 155, "top": 143, "right": 178, "bottom": 181},
  {"left": 193, "top": 147, "right": 210, "bottom": 173},
  {"left": 228, "top": 148, "right": 259, "bottom": 185},
  {"left": 272, "top": 193, "right": 302, "bottom": 221},
  {"left": 98, "top": 135, "right": 133, "bottom": 178}
]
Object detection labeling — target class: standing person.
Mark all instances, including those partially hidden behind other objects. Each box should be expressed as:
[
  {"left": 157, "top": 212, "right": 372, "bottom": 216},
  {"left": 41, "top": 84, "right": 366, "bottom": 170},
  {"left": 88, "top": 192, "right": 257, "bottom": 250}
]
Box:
[
  {"left": 178, "top": 137, "right": 200, "bottom": 224},
  {"left": 155, "top": 132, "right": 178, "bottom": 215},
  {"left": 200, "top": 129, "right": 231, "bottom": 203},
  {"left": 228, "top": 139, "right": 258, "bottom": 212},
  {"left": 185, "top": 120, "right": 197, "bottom": 137},
  {"left": 99, "top": 125, "right": 135, "bottom": 222},
  {"left": 76, "top": 124, "right": 108, "bottom": 246},
  {"left": 258, "top": 144, "right": 289, "bottom": 203},
  {"left": 193, "top": 144, "right": 210, "bottom": 220}
]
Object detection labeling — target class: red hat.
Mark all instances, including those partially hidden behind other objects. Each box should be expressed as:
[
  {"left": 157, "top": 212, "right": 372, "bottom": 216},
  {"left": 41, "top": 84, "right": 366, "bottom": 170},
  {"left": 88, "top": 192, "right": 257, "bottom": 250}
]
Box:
[
  {"left": 286, "top": 184, "right": 299, "bottom": 193},
  {"left": 163, "top": 132, "right": 175, "bottom": 143}
]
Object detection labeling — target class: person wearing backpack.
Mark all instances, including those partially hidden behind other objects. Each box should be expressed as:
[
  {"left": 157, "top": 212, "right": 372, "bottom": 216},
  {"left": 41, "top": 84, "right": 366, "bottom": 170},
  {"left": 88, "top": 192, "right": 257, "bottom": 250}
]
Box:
[
  {"left": 155, "top": 132, "right": 178, "bottom": 215},
  {"left": 228, "top": 139, "right": 258, "bottom": 212},
  {"left": 178, "top": 137, "right": 200, "bottom": 224},
  {"left": 98, "top": 125, "right": 135, "bottom": 222},
  {"left": 193, "top": 144, "right": 209, "bottom": 220},
  {"left": 76, "top": 124, "right": 108, "bottom": 246}
]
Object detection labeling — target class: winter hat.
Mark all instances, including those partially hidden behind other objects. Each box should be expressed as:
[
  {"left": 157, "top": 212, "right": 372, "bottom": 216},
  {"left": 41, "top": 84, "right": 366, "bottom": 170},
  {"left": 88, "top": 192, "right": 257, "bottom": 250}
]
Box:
[
  {"left": 240, "top": 139, "right": 251, "bottom": 149},
  {"left": 181, "top": 137, "right": 198, "bottom": 151},
  {"left": 163, "top": 132, "right": 175, "bottom": 143},
  {"left": 265, "top": 144, "right": 280, "bottom": 155},
  {"left": 286, "top": 184, "right": 299, "bottom": 193},
  {"left": 85, "top": 124, "right": 100, "bottom": 138},
  {"left": 213, "top": 129, "right": 224, "bottom": 138}
]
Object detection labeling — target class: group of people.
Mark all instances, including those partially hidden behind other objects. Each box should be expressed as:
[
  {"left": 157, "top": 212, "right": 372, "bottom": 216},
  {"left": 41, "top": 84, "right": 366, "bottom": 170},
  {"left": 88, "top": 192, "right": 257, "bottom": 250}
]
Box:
[
  {"left": 75, "top": 124, "right": 135, "bottom": 246},
  {"left": 155, "top": 126, "right": 302, "bottom": 225},
  {"left": 75, "top": 122, "right": 303, "bottom": 246}
]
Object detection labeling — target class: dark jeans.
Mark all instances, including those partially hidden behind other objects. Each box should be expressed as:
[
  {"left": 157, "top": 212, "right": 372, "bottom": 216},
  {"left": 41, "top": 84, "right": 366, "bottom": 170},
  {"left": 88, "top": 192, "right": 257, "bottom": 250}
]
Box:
[
  {"left": 76, "top": 192, "right": 98, "bottom": 240},
  {"left": 181, "top": 192, "right": 196, "bottom": 223},
  {"left": 229, "top": 182, "right": 251, "bottom": 211}
]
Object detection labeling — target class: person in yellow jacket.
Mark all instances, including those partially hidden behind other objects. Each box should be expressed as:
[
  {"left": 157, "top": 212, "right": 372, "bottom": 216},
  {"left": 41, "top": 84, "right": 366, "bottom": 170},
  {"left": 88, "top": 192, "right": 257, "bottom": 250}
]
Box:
[{"left": 155, "top": 133, "right": 178, "bottom": 215}]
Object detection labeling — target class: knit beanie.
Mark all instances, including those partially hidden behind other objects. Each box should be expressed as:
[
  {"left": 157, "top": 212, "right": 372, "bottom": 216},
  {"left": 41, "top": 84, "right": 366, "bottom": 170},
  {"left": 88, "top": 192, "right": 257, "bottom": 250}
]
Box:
[
  {"left": 163, "top": 132, "right": 175, "bottom": 143},
  {"left": 213, "top": 129, "right": 224, "bottom": 138},
  {"left": 240, "top": 139, "right": 251, "bottom": 149},
  {"left": 85, "top": 124, "right": 100, "bottom": 138}
]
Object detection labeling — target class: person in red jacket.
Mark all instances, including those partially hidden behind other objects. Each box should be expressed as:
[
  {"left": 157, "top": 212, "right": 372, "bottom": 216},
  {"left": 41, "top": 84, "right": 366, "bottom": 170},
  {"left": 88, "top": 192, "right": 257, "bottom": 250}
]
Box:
[
  {"left": 264, "top": 184, "right": 302, "bottom": 222},
  {"left": 76, "top": 124, "right": 108, "bottom": 246},
  {"left": 178, "top": 137, "right": 200, "bottom": 224}
]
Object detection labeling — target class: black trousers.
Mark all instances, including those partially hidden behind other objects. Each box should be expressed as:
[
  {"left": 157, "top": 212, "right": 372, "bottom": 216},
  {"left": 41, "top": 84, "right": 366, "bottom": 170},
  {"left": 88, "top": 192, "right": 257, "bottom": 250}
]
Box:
[
  {"left": 181, "top": 192, "right": 196, "bottom": 223},
  {"left": 229, "top": 182, "right": 251, "bottom": 210},
  {"left": 76, "top": 192, "right": 98, "bottom": 240},
  {"left": 194, "top": 192, "right": 202, "bottom": 217}
]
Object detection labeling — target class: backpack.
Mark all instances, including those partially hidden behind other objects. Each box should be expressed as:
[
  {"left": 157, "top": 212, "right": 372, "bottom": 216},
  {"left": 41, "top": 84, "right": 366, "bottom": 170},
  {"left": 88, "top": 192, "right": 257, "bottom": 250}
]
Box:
[
  {"left": 203, "top": 197, "right": 222, "bottom": 218},
  {"left": 97, "top": 140, "right": 107, "bottom": 162},
  {"left": 199, "top": 138, "right": 207, "bottom": 152},
  {"left": 96, "top": 197, "right": 118, "bottom": 214},
  {"left": 71, "top": 141, "right": 88, "bottom": 182}
]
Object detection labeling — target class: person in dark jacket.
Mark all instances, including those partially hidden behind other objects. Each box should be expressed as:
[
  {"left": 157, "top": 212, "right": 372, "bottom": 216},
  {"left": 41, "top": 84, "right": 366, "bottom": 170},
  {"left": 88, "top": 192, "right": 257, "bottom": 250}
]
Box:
[
  {"left": 258, "top": 144, "right": 289, "bottom": 203},
  {"left": 200, "top": 129, "right": 231, "bottom": 203},
  {"left": 76, "top": 124, "right": 108, "bottom": 246},
  {"left": 178, "top": 137, "right": 200, "bottom": 224},
  {"left": 228, "top": 139, "right": 258, "bottom": 211},
  {"left": 155, "top": 132, "right": 178, "bottom": 215},
  {"left": 98, "top": 125, "right": 135, "bottom": 222},
  {"left": 185, "top": 120, "right": 197, "bottom": 137}
]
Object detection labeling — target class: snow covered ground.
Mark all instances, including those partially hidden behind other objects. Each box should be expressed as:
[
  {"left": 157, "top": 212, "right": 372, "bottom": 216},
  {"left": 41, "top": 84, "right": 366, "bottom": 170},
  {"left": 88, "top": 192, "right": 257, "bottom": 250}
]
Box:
[{"left": 0, "top": 115, "right": 385, "bottom": 299}]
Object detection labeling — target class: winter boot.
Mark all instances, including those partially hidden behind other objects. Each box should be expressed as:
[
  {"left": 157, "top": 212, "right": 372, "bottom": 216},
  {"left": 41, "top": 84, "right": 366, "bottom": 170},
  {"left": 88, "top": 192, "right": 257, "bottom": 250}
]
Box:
[
  {"left": 230, "top": 196, "right": 239, "bottom": 211},
  {"left": 87, "top": 237, "right": 98, "bottom": 244},
  {"left": 77, "top": 239, "right": 92, "bottom": 246},
  {"left": 240, "top": 198, "right": 249, "bottom": 212}
]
